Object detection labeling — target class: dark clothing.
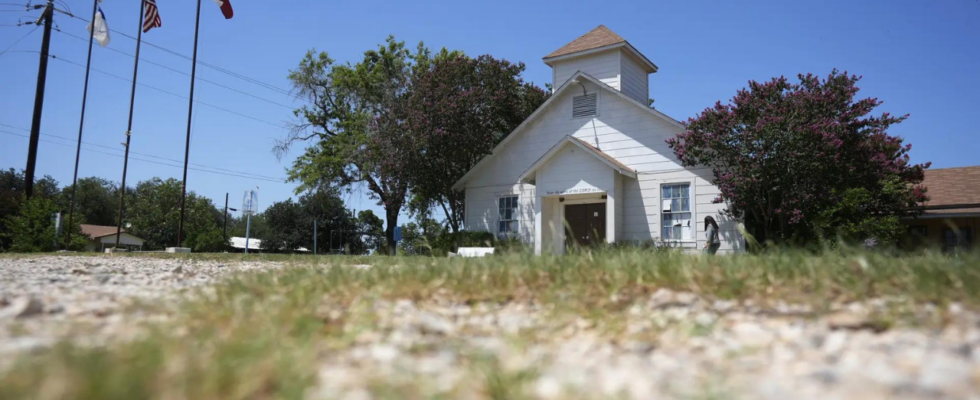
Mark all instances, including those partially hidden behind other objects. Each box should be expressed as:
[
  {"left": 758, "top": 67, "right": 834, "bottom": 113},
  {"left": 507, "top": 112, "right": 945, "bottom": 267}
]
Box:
[
  {"left": 704, "top": 243, "right": 721, "bottom": 255},
  {"left": 704, "top": 225, "right": 720, "bottom": 255}
]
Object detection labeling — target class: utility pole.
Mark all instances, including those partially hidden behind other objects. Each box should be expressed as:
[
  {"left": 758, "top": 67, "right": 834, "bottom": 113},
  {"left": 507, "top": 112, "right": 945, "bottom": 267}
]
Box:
[
  {"left": 223, "top": 193, "right": 229, "bottom": 239},
  {"left": 24, "top": 0, "right": 54, "bottom": 199},
  {"left": 313, "top": 220, "right": 317, "bottom": 255}
]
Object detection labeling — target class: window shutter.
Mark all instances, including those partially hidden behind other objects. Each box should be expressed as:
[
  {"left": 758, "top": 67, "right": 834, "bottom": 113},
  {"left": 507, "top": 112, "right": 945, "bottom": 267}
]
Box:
[{"left": 572, "top": 93, "right": 597, "bottom": 118}]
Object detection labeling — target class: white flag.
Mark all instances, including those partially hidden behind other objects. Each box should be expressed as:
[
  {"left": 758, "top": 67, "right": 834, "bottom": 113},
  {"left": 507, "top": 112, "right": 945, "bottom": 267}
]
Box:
[{"left": 86, "top": 6, "right": 110, "bottom": 47}]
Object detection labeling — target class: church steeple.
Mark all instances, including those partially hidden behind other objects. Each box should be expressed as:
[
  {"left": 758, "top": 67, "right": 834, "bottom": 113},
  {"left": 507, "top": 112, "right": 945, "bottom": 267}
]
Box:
[{"left": 543, "top": 25, "right": 657, "bottom": 104}]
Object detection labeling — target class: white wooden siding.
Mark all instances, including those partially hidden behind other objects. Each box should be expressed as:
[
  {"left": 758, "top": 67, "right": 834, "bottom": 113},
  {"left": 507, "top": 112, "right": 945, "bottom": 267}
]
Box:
[
  {"left": 464, "top": 183, "right": 536, "bottom": 243},
  {"left": 553, "top": 50, "right": 620, "bottom": 91},
  {"left": 463, "top": 78, "right": 743, "bottom": 253},
  {"left": 619, "top": 52, "right": 649, "bottom": 104}
]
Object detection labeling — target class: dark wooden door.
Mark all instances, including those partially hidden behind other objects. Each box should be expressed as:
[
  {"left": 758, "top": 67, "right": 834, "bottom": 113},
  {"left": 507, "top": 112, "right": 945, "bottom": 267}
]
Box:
[{"left": 565, "top": 203, "right": 606, "bottom": 247}]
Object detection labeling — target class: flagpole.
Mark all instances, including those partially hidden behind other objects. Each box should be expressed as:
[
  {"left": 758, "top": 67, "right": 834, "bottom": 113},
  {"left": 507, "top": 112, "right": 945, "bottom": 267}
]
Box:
[
  {"left": 114, "top": 0, "right": 146, "bottom": 251},
  {"left": 177, "top": 0, "right": 202, "bottom": 248},
  {"left": 64, "top": 0, "right": 100, "bottom": 250}
]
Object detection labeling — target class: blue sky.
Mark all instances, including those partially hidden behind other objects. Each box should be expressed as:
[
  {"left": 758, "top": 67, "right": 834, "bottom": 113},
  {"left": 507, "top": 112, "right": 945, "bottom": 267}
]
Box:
[{"left": 1, "top": 0, "right": 977, "bottom": 227}]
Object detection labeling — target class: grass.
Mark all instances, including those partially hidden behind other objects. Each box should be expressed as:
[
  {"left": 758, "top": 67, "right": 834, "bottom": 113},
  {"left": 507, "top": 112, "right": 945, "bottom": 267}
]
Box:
[{"left": 0, "top": 249, "right": 978, "bottom": 399}]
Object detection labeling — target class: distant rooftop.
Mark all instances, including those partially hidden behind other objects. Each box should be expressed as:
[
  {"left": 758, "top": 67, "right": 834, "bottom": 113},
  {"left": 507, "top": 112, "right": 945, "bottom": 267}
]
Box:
[
  {"left": 921, "top": 166, "right": 980, "bottom": 214},
  {"left": 80, "top": 224, "right": 128, "bottom": 239}
]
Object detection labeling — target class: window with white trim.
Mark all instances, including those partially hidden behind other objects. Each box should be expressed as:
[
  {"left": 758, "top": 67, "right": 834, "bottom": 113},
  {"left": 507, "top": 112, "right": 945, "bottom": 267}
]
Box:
[
  {"left": 498, "top": 196, "right": 519, "bottom": 238},
  {"left": 661, "top": 183, "right": 692, "bottom": 241}
]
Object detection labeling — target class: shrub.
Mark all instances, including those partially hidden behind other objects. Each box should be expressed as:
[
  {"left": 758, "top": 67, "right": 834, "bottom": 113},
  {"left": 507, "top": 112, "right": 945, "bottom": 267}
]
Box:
[{"left": 2, "top": 196, "right": 88, "bottom": 252}]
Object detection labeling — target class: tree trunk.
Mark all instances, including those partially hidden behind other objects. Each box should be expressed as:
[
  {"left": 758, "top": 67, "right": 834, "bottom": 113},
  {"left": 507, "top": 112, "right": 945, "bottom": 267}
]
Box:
[
  {"left": 440, "top": 200, "right": 459, "bottom": 234},
  {"left": 385, "top": 208, "right": 398, "bottom": 255}
]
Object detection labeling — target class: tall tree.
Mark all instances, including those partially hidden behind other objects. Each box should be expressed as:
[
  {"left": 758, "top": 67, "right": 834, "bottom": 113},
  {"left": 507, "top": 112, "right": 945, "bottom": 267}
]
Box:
[
  {"left": 355, "top": 210, "right": 384, "bottom": 253},
  {"left": 2, "top": 195, "right": 87, "bottom": 252},
  {"left": 667, "top": 70, "right": 929, "bottom": 245},
  {"left": 0, "top": 169, "right": 59, "bottom": 250},
  {"left": 264, "top": 190, "right": 365, "bottom": 254},
  {"left": 398, "top": 216, "right": 443, "bottom": 255},
  {"left": 127, "top": 178, "right": 225, "bottom": 250},
  {"left": 262, "top": 199, "right": 305, "bottom": 252},
  {"left": 400, "top": 54, "right": 549, "bottom": 232},
  {"left": 281, "top": 37, "right": 426, "bottom": 254},
  {"left": 58, "top": 177, "right": 121, "bottom": 226}
]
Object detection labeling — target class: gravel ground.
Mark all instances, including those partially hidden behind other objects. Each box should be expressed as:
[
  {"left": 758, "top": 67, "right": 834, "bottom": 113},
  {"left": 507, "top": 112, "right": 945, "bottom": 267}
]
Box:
[
  {"left": 2, "top": 256, "right": 979, "bottom": 399},
  {"left": 312, "top": 290, "right": 980, "bottom": 400},
  {"left": 0, "top": 255, "right": 281, "bottom": 360}
]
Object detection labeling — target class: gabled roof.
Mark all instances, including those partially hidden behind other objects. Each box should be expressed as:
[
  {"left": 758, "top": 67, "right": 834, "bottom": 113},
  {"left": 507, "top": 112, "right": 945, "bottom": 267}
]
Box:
[
  {"left": 519, "top": 136, "right": 636, "bottom": 184},
  {"left": 919, "top": 166, "right": 980, "bottom": 214},
  {"left": 545, "top": 25, "right": 625, "bottom": 59},
  {"left": 80, "top": 224, "right": 128, "bottom": 239},
  {"left": 451, "top": 71, "right": 684, "bottom": 190},
  {"left": 543, "top": 25, "right": 658, "bottom": 73}
]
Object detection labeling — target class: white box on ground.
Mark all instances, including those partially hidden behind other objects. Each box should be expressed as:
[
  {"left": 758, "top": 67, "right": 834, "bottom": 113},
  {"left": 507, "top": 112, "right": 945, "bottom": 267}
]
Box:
[
  {"left": 104, "top": 248, "right": 127, "bottom": 254},
  {"left": 457, "top": 247, "right": 494, "bottom": 257},
  {"left": 165, "top": 247, "right": 191, "bottom": 253}
]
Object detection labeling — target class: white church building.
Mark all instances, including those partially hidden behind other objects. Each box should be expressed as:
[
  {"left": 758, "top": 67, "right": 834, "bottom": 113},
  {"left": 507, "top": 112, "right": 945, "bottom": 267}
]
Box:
[{"left": 452, "top": 25, "right": 744, "bottom": 254}]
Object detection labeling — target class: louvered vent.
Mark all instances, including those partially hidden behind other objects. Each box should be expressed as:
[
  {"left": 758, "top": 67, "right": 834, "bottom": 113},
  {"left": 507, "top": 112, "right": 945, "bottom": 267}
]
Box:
[{"left": 572, "top": 93, "right": 597, "bottom": 118}]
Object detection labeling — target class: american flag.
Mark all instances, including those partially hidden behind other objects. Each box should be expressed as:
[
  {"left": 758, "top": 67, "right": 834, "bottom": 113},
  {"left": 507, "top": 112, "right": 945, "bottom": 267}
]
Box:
[{"left": 142, "top": 0, "right": 162, "bottom": 33}]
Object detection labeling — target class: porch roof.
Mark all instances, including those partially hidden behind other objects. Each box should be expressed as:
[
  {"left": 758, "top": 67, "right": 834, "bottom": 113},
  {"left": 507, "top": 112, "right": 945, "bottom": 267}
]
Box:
[{"left": 518, "top": 135, "right": 636, "bottom": 184}]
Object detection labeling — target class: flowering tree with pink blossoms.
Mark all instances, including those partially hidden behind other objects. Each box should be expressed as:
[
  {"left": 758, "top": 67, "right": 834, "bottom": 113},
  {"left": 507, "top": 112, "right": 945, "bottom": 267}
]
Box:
[
  {"left": 667, "top": 70, "right": 930, "bottom": 245},
  {"left": 400, "top": 54, "right": 549, "bottom": 234}
]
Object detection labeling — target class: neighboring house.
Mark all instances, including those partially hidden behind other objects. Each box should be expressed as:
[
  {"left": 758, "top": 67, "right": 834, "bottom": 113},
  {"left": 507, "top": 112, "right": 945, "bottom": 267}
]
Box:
[
  {"left": 904, "top": 166, "right": 979, "bottom": 253},
  {"left": 452, "top": 25, "right": 744, "bottom": 255},
  {"left": 79, "top": 224, "right": 145, "bottom": 252}
]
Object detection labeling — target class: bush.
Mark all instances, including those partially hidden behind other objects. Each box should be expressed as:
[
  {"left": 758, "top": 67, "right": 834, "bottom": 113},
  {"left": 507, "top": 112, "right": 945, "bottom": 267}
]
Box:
[
  {"left": 813, "top": 178, "right": 910, "bottom": 247},
  {"left": 184, "top": 228, "right": 228, "bottom": 253},
  {"left": 2, "top": 196, "right": 88, "bottom": 252}
]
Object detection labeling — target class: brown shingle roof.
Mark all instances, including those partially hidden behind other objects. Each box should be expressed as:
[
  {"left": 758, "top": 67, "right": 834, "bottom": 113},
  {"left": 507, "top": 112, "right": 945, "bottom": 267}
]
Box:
[
  {"left": 80, "top": 224, "right": 125, "bottom": 239},
  {"left": 544, "top": 25, "right": 626, "bottom": 59},
  {"left": 922, "top": 166, "right": 980, "bottom": 207}
]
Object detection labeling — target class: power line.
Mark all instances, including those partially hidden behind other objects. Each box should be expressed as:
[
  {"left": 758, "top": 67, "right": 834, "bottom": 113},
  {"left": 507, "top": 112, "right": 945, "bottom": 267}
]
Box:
[
  {"left": 0, "top": 122, "right": 287, "bottom": 181},
  {"left": 49, "top": 53, "right": 289, "bottom": 129},
  {"left": 62, "top": 12, "right": 303, "bottom": 102},
  {"left": 0, "top": 129, "right": 289, "bottom": 183},
  {"left": 53, "top": 28, "right": 296, "bottom": 110},
  {"left": 0, "top": 23, "right": 36, "bottom": 56}
]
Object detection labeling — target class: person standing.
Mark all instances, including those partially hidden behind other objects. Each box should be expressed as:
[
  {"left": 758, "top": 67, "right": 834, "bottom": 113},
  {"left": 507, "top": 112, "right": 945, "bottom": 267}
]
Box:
[{"left": 703, "top": 216, "right": 721, "bottom": 255}]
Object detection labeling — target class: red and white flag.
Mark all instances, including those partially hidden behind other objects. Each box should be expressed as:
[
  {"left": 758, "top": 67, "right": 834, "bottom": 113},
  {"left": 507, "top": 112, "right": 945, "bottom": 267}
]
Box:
[
  {"left": 142, "top": 0, "right": 162, "bottom": 33},
  {"left": 212, "top": 0, "right": 234, "bottom": 19}
]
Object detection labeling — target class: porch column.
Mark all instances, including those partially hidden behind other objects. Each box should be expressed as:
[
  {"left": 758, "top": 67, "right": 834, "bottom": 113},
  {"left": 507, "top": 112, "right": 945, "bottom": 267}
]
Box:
[
  {"left": 534, "top": 189, "right": 543, "bottom": 255},
  {"left": 606, "top": 186, "right": 617, "bottom": 244}
]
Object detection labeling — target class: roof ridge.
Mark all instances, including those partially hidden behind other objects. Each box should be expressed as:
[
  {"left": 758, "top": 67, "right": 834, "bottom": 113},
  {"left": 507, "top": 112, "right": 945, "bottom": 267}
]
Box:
[{"left": 544, "top": 25, "right": 627, "bottom": 59}]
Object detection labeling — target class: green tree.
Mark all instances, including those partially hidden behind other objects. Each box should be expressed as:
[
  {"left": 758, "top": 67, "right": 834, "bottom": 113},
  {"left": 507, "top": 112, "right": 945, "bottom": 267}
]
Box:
[
  {"left": 226, "top": 213, "right": 270, "bottom": 242},
  {"left": 0, "top": 169, "right": 59, "bottom": 250},
  {"left": 667, "top": 71, "right": 929, "bottom": 246},
  {"left": 59, "top": 177, "right": 121, "bottom": 226},
  {"left": 398, "top": 216, "right": 443, "bottom": 255},
  {"left": 281, "top": 37, "right": 429, "bottom": 254},
  {"left": 263, "top": 190, "right": 364, "bottom": 254},
  {"left": 3, "top": 195, "right": 87, "bottom": 252},
  {"left": 262, "top": 199, "right": 305, "bottom": 252},
  {"left": 127, "top": 178, "right": 225, "bottom": 250},
  {"left": 400, "top": 54, "right": 549, "bottom": 232},
  {"left": 355, "top": 210, "right": 384, "bottom": 253}
]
